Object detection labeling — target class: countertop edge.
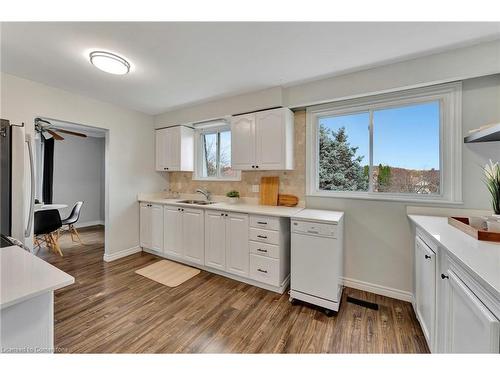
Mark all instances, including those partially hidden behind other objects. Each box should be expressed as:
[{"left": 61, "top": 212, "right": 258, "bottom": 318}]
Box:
[
  {"left": 1, "top": 276, "right": 75, "bottom": 310},
  {"left": 138, "top": 199, "right": 304, "bottom": 218}
]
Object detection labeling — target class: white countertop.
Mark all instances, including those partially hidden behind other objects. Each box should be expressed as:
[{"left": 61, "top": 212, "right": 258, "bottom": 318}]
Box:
[
  {"left": 139, "top": 197, "right": 305, "bottom": 218},
  {"left": 408, "top": 215, "right": 500, "bottom": 297},
  {"left": 1, "top": 246, "right": 75, "bottom": 309},
  {"left": 292, "top": 209, "right": 344, "bottom": 224}
]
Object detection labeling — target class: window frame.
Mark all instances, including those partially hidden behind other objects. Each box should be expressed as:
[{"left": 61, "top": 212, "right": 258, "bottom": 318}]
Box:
[
  {"left": 193, "top": 120, "right": 241, "bottom": 181},
  {"left": 306, "top": 82, "right": 462, "bottom": 203}
]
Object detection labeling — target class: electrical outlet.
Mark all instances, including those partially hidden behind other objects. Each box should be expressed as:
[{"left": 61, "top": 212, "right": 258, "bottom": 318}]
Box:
[{"left": 251, "top": 184, "right": 259, "bottom": 193}]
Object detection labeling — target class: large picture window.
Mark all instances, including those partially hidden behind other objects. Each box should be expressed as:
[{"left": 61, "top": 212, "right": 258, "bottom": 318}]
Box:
[
  {"left": 194, "top": 120, "right": 241, "bottom": 181},
  {"left": 307, "top": 83, "right": 462, "bottom": 203}
]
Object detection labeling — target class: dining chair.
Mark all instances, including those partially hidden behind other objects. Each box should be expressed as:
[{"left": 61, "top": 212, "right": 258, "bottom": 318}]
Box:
[
  {"left": 61, "top": 201, "right": 84, "bottom": 244},
  {"left": 34, "top": 209, "right": 63, "bottom": 256}
]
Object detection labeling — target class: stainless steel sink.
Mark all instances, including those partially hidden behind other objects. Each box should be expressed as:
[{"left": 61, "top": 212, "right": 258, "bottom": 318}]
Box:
[{"left": 176, "top": 199, "right": 216, "bottom": 205}]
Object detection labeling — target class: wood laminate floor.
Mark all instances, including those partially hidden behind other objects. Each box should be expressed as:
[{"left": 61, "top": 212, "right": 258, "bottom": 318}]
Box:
[{"left": 39, "top": 226, "right": 429, "bottom": 353}]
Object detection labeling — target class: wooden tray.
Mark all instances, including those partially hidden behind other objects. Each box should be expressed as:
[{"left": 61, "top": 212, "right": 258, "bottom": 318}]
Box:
[
  {"left": 448, "top": 217, "right": 500, "bottom": 242},
  {"left": 278, "top": 194, "right": 299, "bottom": 207}
]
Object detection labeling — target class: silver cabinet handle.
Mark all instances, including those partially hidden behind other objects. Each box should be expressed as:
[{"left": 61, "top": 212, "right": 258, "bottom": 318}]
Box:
[
  {"left": 257, "top": 248, "right": 267, "bottom": 253},
  {"left": 257, "top": 221, "right": 267, "bottom": 225},
  {"left": 257, "top": 268, "right": 267, "bottom": 274},
  {"left": 257, "top": 235, "right": 267, "bottom": 239}
]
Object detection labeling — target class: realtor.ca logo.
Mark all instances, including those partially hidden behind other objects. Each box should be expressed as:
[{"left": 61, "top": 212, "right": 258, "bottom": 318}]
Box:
[{"left": 2, "top": 346, "right": 67, "bottom": 353}]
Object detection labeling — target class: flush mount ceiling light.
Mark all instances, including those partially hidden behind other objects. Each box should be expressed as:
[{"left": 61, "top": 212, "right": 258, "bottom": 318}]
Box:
[{"left": 89, "top": 51, "right": 130, "bottom": 75}]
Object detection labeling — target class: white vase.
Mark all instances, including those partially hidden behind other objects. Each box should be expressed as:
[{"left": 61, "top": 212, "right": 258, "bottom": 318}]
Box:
[
  {"left": 487, "top": 219, "right": 500, "bottom": 233},
  {"left": 227, "top": 197, "right": 239, "bottom": 204}
]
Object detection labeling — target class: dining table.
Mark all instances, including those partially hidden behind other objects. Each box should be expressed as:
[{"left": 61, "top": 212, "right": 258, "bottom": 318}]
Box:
[{"left": 34, "top": 203, "right": 68, "bottom": 212}]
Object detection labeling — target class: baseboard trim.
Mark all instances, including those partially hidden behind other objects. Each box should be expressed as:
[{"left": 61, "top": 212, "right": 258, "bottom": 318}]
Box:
[
  {"left": 342, "top": 277, "right": 413, "bottom": 302},
  {"left": 103, "top": 246, "right": 141, "bottom": 262},
  {"left": 74, "top": 220, "right": 104, "bottom": 229}
]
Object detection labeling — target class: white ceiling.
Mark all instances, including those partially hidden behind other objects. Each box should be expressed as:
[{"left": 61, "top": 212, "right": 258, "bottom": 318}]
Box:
[{"left": 1, "top": 22, "right": 499, "bottom": 115}]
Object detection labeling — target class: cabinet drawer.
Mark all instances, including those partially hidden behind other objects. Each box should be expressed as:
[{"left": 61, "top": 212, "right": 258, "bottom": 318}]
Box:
[
  {"left": 249, "top": 227, "right": 280, "bottom": 245},
  {"left": 250, "top": 254, "right": 280, "bottom": 286},
  {"left": 250, "top": 215, "right": 280, "bottom": 231},
  {"left": 249, "top": 241, "right": 280, "bottom": 259}
]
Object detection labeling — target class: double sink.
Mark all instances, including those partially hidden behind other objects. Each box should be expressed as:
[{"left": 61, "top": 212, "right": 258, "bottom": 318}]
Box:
[{"left": 176, "top": 199, "right": 217, "bottom": 206}]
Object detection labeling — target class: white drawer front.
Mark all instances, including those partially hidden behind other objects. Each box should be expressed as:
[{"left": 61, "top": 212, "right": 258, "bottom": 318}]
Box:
[
  {"left": 249, "top": 227, "right": 280, "bottom": 245},
  {"left": 250, "top": 254, "right": 280, "bottom": 285},
  {"left": 249, "top": 241, "right": 280, "bottom": 259},
  {"left": 250, "top": 215, "right": 280, "bottom": 231}
]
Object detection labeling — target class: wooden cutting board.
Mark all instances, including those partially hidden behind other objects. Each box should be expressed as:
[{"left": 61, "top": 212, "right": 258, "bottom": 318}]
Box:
[
  {"left": 259, "top": 177, "right": 280, "bottom": 206},
  {"left": 278, "top": 194, "right": 299, "bottom": 207}
]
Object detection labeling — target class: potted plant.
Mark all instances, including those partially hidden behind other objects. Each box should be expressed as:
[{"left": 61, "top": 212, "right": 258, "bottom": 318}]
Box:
[
  {"left": 226, "top": 190, "right": 240, "bottom": 204},
  {"left": 483, "top": 160, "right": 500, "bottom": 232}
]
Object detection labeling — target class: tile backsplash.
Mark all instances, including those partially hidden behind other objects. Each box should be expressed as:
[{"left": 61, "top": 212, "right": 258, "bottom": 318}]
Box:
[{"left": 167, "top": 110, "right": 306, "bottom": 203}]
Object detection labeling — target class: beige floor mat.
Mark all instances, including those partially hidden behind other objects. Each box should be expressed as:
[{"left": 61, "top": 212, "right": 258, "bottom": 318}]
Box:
[{"left": 135, "top": 259, "right": 200, "bottom": 287}]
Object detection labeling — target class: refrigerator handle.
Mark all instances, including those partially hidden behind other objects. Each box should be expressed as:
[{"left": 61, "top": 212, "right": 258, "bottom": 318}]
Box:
[{"left": 24, "top": 134, "right": 35, "bottom": 239}]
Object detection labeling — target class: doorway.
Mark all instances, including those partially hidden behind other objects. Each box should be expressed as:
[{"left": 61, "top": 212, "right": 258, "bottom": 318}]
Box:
[{"left": 33, "top": 117, "right": 108, "bottom": 258}]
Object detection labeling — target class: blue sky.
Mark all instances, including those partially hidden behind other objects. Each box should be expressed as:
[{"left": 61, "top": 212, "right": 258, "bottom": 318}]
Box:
[{"left": 320, "top": 101, "right": 440, "bottom": 170}]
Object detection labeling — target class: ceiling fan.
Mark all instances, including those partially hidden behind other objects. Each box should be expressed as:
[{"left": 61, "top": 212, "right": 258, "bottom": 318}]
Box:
[{"left": 34, "top": 118, "right": 87, "bottom": 140}]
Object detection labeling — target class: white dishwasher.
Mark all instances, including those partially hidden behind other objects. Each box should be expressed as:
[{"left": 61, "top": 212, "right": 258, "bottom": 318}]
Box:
[{"left": 290, "top": 209, "right": 344, "bottom": 315}]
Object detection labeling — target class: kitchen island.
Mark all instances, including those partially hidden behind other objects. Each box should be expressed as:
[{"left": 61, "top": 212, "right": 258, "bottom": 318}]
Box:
[{"left": 1, "top": 246, "right": 74, "bottom": 353}]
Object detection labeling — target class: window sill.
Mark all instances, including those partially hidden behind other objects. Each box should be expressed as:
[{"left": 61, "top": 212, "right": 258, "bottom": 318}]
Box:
[{"left": 307, "top": 191, "right": 463, "bottom": 205}]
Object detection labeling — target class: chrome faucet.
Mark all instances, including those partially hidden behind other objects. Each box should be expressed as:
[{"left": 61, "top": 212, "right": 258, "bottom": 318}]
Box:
[{"left": 196, "top": 188, "right": 211, "bottom": 201}]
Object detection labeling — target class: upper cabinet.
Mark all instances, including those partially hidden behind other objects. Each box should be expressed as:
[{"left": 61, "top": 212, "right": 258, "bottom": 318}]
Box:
[
  {"left": 231, "top": 108, "right": 294, "bottom": 171},
  {"left": 155, "top": 126, "right": 194, "bottom": 172}
]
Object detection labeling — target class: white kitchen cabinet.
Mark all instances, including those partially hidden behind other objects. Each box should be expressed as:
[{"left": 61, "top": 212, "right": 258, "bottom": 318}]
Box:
[
  {"left": 155, "top": 126, "right": 194, "bottom": 172},
  {"left": 140, "top": 203, "right": 152, "bottom": 249},
  {"left": 140, "top": 203, "right": 163, "bottom": 252},
  {"left": 204, "top": 210, "right": 249, "bottom": 276},
  {"left": 414, "top": 236, "right": 436, "bottom": 351},
  {"left": 204, "top": 211, "right": 227, "bottom": 270},
  {"left": 441, "top": 268, "right": 499, "bottom": 353},
  {"left": 225, "top": 212, "right": 249, "bottom": 277},
  {"left": 182, "top": 208, "right": 205, "bottom": 265},
  {"left": 163, "top": 205, "right": 204, "bottom": 265},
  {"left": 230, "top": 114, "right": 256, "bottom": 170},
  {"left": 231, "top": 108, "right": 294, "bottom": 171},
  {"left": 163, "top": 205, "right": 183, "bottom": 258},
  {"left": 411, "top": 221, "right": 500, "bottom": 354}
]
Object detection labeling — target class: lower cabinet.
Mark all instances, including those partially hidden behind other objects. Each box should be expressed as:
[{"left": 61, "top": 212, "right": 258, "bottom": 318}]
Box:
[
  {"left": 205, "top": 210, "right": 249, "bottom": 276},
  {"left": 140, "top": 202, "right": 291, "bottom": 294},
  {"left": 140, "top": 203, "right": 163, "bottom": 252},
  {"left": 440, "top": 266, "right": 500, "bottom": 353},
  {"left": 163, "top": 205, "right": 204, "bottom": 265},
  {"left": 414, "top": 229, "right": 500, "bottom": 353},
  {"left": 414, "top": 236, "right": 437, "bottom": 351}
]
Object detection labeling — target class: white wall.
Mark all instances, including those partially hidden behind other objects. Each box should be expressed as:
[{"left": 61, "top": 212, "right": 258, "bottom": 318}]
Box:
[
  {"left": 0, "top": 72, "right": 167, "bottom": 257},
  {"left": 154, "top": 41, "right": 500, "bottom": 300},
  {"left": 155, "top": 86, "right": 283, "bottom": 127},
  {"left": 53, "top": 135, "right": 105, "bottom": 226}
]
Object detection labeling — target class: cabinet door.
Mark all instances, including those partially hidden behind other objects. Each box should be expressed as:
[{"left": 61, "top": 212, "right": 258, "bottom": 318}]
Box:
[
  {"left": 165, "top": 127, "right": 180, "bottom": 171},
  {"left": 226, "top": 212, "right": 249, "bottom": 277},
  {"left": 182, "top": 208, "right": 204, "bottom": 265},
  {"left": 140, "top": 203, "right": 152, "bottom": 249},
  {"left": 442, "top": 270, "right": 500, "bottom": 353},
  {"left": 231, "top": 114, "right": 256, "bottom": 170},
  {"left": 415, "top": 237, "right": 436, "bottom": 350},
  {"left": 204, "top": 211, "right": 226, "bottom": 270},
  {"left": 255, "top": 109, "right": 285, "bottom": 170},
  {"left": 155, "top": 129, "right": 168, "bottom": 171},
  {"left": 164, "top": 205, "right": 183, "bottom": 258},
  {"left": 150, "top": 204, "right": 164, "bottom": 252}
]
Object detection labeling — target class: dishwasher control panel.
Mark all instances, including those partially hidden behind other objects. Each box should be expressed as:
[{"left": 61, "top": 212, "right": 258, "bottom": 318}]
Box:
[{"left": 291, "top": 220, "right": 337, "bottom": 238}]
